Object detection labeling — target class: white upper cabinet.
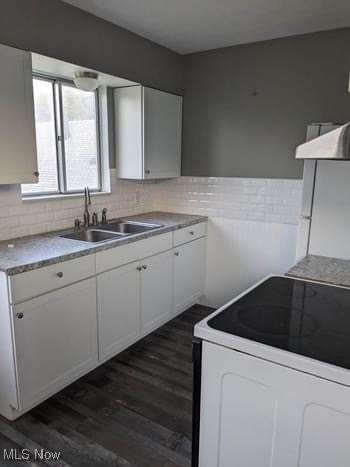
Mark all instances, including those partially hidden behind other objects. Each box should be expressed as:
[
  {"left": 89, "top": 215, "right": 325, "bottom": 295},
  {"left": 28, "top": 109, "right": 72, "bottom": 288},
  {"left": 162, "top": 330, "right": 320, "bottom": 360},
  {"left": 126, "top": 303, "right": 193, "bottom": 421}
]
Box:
[
  {"left": 0, "top": 44, "right": 38, "bottom": 184},
  {"left": 114, "top": 85, "right": 182, "bottom": 179}
]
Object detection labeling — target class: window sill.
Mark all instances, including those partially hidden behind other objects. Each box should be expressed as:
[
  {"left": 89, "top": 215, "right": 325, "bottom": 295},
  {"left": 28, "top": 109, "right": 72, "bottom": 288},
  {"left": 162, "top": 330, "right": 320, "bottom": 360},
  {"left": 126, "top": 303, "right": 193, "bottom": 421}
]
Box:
[{"left": 22, "top": 191, "right": 112, "bottom": 202}]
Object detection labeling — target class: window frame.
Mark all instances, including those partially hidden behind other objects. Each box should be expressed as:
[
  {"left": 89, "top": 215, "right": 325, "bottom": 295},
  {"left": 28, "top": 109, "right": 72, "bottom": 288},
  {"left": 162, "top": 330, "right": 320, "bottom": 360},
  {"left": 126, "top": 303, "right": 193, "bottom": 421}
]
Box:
[{"left": 22, "top": 73, "right": 103, "bottom": 198}]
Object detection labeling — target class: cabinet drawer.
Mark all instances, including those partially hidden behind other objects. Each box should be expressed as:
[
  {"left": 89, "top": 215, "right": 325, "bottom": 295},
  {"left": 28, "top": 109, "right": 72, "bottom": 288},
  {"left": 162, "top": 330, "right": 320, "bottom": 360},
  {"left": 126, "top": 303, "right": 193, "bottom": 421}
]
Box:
[
  {"left": 173, "top": 222, "right": 207, "bottom": 247},
  {"left": 9, "top": 255, "right": 95, "bottom": 304},
  {"left": 96, "top": 232, "right": 172, "bottom": 274}
]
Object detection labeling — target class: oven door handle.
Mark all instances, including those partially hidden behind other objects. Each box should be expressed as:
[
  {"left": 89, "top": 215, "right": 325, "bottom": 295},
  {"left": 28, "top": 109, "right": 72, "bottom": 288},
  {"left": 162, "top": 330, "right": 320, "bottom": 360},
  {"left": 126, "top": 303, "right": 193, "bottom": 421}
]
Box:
[{"left": 192, "top": 338, "right": 202, "bottom": 467}]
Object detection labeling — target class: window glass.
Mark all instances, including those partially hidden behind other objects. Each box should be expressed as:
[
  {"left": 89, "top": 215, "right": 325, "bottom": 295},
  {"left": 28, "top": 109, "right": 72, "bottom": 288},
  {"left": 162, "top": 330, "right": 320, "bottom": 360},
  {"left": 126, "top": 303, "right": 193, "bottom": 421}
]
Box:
[
  {"left": 62, "top": 85, "right": 99, "bottom": 192},
  {"left": 22, "top": 77, "right": 101, "bottom": 196},
  {"left": 22, "top": 79, "right": 58, "bottom": 194}
]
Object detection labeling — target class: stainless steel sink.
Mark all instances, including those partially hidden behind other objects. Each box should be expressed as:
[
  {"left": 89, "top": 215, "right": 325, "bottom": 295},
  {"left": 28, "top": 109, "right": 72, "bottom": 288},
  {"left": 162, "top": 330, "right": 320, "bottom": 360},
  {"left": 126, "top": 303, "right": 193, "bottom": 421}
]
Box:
[
  {"left": 60, "top": 229, "right": 124, "bottom": 243},
  {"left": 99, "top": 221, "right": 163, "bottom": 235},
  {"left": 59, "top": 221, "right": 163, "bottom": 243}
]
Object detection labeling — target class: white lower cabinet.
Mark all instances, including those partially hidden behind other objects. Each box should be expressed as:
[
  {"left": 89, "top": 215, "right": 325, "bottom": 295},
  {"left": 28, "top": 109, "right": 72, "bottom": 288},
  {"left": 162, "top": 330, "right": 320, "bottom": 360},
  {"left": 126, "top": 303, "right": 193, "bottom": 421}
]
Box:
[
  {"left": 13, "top": 278, "right": 98, "bottom": 411},
  {"left": 173, "top": 237, "right": 206, "bottom": 315},
  {"left": 97, "top": 250, "right": 173, "bottom": 360},
  {"left": 200, "top": 341, "right": 350, "bottom": 467},
  {"left": 141, "top": 250, "right": 173, "bottom": 334},
  {"left": 97, "top": 261, "right": 141, "bottom": 362},
  {"left": 0, "top": 222, "right": 207, "bottom": 419}
]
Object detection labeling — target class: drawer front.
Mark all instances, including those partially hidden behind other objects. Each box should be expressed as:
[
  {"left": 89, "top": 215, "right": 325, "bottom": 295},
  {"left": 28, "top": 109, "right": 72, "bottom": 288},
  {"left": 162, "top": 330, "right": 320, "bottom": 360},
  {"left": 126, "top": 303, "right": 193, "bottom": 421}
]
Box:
[
  {"left": 173, "top": 222, "right": 207, "bottom": 247},
  {"left": 96, "top": 232, "right": 172, "bottom": 274},
  {"left": 10, "top": 254, "right": 95, "bottom": 304}
]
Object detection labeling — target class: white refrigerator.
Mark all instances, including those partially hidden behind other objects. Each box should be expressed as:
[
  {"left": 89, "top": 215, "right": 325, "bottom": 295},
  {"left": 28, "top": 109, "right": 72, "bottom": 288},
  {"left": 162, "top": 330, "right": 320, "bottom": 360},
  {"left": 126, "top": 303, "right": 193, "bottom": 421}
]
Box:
[{"left": 296, "top": 123, "right": 350, "bottom": 261}]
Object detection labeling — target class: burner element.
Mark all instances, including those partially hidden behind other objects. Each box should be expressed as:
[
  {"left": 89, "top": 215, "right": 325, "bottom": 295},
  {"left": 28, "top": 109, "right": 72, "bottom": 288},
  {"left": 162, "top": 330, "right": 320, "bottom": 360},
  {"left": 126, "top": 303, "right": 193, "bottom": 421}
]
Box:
[
  {"left": 237, "top": 305, "right": 317, "bottom": 337},
  {"left": 207, "top": 276, "right": 350, "bottom": 371}
]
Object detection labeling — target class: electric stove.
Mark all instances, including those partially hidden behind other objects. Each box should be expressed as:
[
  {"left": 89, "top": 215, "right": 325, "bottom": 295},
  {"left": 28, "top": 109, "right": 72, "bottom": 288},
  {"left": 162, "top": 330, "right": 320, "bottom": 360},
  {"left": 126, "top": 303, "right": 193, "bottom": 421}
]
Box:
[
  {"left": 207, "top": 276, "right": 350, "bottom": 370},
  {"left": 192, "top": 275, "right": 350, "bottom": 467}
]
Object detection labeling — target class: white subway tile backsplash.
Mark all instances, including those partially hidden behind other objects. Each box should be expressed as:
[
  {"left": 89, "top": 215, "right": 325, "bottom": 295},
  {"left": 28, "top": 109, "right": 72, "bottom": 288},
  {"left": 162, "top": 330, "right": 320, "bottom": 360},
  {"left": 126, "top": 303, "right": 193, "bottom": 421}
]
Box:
[
  {"left": 0, "top": 171, "right": 302, "bottom": 242},
  {"left": 149, "top": 176, "right": 302, "bottom": 225},
  {"left": 0, "top": 169, "right": 152, "bottom": 241}
]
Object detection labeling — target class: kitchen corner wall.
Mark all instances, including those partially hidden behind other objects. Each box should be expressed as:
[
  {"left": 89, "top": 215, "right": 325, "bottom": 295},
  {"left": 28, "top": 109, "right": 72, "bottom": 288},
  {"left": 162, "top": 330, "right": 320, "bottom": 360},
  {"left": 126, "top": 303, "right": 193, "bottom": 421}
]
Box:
[
  {"left": 182, "top": 27, "right": 350, "bottom": 179},
  {"left": 148, "top": 176, "right": 303, "bottom": 307}
]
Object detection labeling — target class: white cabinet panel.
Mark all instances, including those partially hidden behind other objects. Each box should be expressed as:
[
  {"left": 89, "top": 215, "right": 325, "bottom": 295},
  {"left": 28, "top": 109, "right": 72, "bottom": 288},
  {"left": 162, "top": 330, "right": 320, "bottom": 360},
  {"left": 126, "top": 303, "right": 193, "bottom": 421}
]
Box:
[
  {"left": 143, "top": 87, "right": 182, "bottom": 179},
  {"left": 200, "top": 341, "right": 350, "bottom": 467},
  {"left": 13, "top": 278, "right": 98, "bottom": 411},
  {"left": 298, "top": 404, "right": 350, "bottom": 467},
  {"left": 309, "top": 161, "right": 350, "bottom": 259},
  {"left": 97, "top": 261, "right": 141, "bottom": 362},
  {"left": 96, "top": 232, "right": 172, "bottom": 274},
  {"left": 218, "top": 372, "right": 277, "bottom": 467},
  {"left": 114, "top": 85, "right": 182, "bottom": 180},
  {"left": 173, "top": 237, "right": 206, "bottom": 315},
  {"left": 173, "top": 222, "right": 207, "bottom": 247},
  {"left": 114, "top": 86, "right": 143, "bottom": 179},
  {"left": 10, "top": 254, "right": 95, "bottom": 304},
  {"left": 0, "top": 44, "right": 37, "bottom": 184},
  {"left": 141, "top": 250, "right": 173, "bottom": 334}
]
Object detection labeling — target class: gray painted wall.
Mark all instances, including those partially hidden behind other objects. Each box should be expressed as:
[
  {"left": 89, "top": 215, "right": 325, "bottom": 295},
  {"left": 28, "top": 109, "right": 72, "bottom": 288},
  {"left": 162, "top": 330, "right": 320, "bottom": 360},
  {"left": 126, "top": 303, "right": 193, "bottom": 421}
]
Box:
[
  {"left": 182, "top": 28, "right": 350, "bottom": 179},
  {"left": 0, "top": 0, "right": 182, "bottom": 94},
  {"left": 1, "top": 2, "right": 350, "bottom": 179}
]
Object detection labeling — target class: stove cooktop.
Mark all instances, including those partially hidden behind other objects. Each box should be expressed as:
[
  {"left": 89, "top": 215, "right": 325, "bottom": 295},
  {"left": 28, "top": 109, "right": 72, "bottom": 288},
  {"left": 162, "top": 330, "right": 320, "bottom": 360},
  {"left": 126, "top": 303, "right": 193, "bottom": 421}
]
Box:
[{"left": 207, "top": 276, "right": 350, "bottom": 370}]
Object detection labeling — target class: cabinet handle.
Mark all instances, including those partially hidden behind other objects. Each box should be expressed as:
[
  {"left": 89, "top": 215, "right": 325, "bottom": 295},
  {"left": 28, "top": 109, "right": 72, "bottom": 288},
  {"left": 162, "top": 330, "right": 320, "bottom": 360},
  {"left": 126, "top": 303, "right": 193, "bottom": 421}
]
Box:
[
  {"left": 145, "top": 170, "right": 150, "bottom": 175},
  {"left": 142, "top": 265, "right": 147, "bottom": 270},
  {"left": 16, "top": 312, "right": 24, "bottom": 319},
  {"left": 33, "top": 171, "right": 39, "bottom": 177},
  {"left": 174, "top": 251, "right": 179, "bottom": 256},
  {"left": 137, "top": 266, "right": 142, "bottom": 271},
  {"left": 189, "top": 231, "right": 195, "bottom": 235},
  {"left": 56, "top": 272, "right": 64, "bottom": 278}
]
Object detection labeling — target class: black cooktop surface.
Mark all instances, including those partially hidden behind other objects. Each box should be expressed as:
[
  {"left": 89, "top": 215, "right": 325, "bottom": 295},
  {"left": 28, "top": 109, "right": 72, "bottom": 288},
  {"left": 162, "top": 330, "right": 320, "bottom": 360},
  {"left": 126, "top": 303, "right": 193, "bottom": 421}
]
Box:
[{"left": 207, "top": 276, "right": 350, "bottom": 370}]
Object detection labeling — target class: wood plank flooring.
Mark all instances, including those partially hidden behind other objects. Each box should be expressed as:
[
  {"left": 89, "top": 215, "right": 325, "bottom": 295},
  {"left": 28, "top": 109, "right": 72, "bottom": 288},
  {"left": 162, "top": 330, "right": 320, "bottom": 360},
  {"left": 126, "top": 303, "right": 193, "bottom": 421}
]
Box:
[{"left": 0, "top": 305, "right": 213, "bottom": 467}]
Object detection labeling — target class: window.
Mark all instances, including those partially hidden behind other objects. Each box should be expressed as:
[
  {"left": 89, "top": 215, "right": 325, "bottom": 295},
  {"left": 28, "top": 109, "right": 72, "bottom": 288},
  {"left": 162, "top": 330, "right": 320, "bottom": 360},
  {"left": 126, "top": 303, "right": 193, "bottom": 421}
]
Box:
[{"left": 22, "top": 76, "right": 101, "bottom": 196}]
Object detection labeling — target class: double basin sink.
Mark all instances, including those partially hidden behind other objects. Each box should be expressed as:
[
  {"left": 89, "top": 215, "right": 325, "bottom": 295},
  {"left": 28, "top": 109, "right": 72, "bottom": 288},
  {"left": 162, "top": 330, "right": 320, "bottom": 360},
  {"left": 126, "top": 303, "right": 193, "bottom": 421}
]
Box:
[{"left": 60, "top": 220, "right": 163, "bottom": 244}]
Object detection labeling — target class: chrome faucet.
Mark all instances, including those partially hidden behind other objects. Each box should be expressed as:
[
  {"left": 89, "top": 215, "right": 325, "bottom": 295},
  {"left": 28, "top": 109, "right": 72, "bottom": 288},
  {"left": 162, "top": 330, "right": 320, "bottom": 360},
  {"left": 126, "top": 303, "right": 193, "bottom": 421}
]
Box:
[{"left": 83, "top": 187, "right": 91, "bottom": 227}]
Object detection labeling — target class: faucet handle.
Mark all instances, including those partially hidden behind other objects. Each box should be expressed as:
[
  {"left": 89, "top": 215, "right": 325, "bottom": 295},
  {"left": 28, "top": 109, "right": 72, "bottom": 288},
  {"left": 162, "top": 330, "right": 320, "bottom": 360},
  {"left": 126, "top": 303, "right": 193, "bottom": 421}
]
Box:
[
  {"left": 101, "top": 208, "right": 107, "bottom": 225},
  {"left": 92, "top": 212, "right": 98, "bottom": 226},
  {"left": 74, "top": 219, "right": 81, "bottom": 231}
]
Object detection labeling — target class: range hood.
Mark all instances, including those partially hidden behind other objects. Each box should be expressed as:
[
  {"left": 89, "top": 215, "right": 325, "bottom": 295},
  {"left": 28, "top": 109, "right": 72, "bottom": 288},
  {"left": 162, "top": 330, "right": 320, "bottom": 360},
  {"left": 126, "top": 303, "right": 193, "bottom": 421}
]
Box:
[{"left": 296, "top": 122, "right": 350, "bottom": 160}]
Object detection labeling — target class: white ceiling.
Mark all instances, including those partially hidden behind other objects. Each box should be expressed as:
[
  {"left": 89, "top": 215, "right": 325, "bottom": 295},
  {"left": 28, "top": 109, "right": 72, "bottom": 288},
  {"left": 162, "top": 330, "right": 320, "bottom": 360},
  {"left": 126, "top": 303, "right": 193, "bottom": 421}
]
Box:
[{"left": 63, "top": 0, "right": 350, "bottom": 54}]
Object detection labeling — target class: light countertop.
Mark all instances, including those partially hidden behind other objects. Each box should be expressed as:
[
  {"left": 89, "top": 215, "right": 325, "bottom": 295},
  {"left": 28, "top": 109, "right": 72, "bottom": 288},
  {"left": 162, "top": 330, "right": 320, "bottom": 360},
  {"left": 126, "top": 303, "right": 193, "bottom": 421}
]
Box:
[
  {"left": 287, "top": 254, "right": 350, "bottom": 288},
  {"left": 0, "top": 212, "right": 207, "bottom": 275}
]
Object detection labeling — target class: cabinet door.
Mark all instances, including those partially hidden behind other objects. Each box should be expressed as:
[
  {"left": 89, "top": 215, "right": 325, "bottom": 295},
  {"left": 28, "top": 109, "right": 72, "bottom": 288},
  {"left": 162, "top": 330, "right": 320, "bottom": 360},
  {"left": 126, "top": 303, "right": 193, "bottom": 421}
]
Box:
[
  {"left": 0, "top": 44, "right": 38, "bottom": 184},
  {"left": 173, "top": 237, "right": 206, "bottom": 316},
  {"left": 97, "top": 261, "right": 141, "bottom": 362},
  {"left": 13, "top": 278, "right": 98, "bottom": 411},
  {"left": 114, "top": 86, "right": 143, "bottom": 179},
  {"left": 200, "top": 341, "right": 350, "bottom": 467},
  {"left": 143, "top": 87, "right": 182, "bottom": 179},
  {"left": 141, "top": 250, "right": 173, "bottom": 334}
]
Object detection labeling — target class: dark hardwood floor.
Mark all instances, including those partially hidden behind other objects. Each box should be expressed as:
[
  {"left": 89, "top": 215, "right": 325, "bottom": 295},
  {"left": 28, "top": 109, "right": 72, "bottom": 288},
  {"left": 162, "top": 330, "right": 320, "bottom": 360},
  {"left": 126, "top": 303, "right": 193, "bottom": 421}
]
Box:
[{"left": 0, "top": 305, "right": 212, "bottom": 467}]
